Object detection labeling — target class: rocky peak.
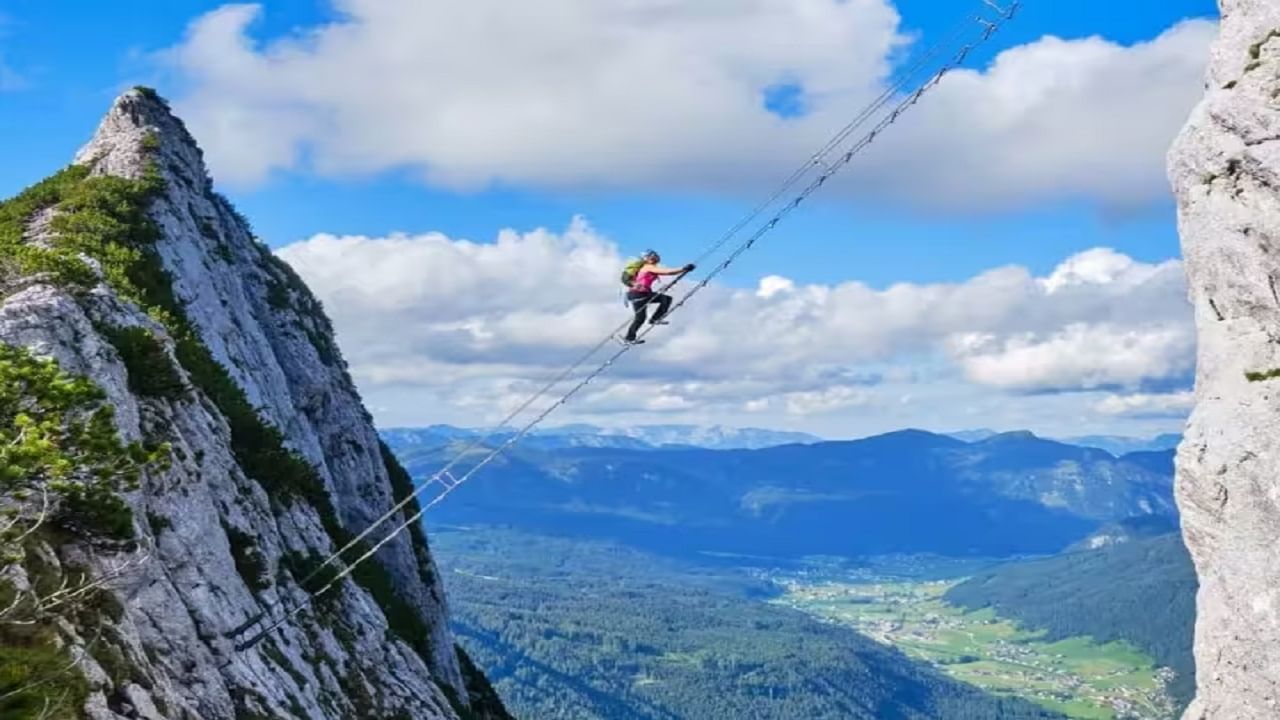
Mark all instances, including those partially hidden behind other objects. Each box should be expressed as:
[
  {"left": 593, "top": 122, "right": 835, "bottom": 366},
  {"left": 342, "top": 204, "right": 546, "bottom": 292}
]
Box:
[
  {"left": 0, "top": 88, "right": 512, "bottom": 719},
  {"left": 1168, "top": 1, "right": 1280, "bottom": 717},
  {"left": 75, "top": 89, "right": 209, "bottom": 192}
]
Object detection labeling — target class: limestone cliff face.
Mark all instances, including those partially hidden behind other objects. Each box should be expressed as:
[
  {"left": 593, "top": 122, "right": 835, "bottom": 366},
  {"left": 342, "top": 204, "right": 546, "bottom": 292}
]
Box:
[
  {"left": 1168, "top": 1, "right": 1280, "bottom": 718},
  {"left": 0, "top": 90, "right": 511, "bottom": 719}
]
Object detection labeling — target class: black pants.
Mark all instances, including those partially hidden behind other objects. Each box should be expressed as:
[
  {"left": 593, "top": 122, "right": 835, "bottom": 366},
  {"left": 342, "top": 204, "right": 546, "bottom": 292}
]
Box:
[{"left": 625, "top": 291, "right": 672, "bottom": 341}]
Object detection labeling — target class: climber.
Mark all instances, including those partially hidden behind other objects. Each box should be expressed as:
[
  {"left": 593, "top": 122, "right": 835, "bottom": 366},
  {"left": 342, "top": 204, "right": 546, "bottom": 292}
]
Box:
[{"left": 619, "top": 250, "right": 695, "bottom": 345}]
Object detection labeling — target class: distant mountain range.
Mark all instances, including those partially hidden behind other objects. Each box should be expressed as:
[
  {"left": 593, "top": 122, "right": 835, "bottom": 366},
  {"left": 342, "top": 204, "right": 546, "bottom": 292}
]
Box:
[
  {"left": 390, "top": 428, "right": 1176, "bottom": 560},
  {"left": 384, "top": 423, "right": 1182, "bottom": 457},
  {"left": 947, "top": 429, "right": 1183, "bottom": 456},
  {"left": 1058, "top": 433, "right": 1184, "bottom": 456},
  {"left": 381, "top": 423, "right": 822, "bottom": 452}
]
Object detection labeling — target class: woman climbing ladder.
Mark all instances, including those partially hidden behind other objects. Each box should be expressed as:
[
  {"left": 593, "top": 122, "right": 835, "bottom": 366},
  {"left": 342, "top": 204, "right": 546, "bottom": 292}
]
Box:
[{"left": 621, "top": 249, "right": 694, "bottom": 345}]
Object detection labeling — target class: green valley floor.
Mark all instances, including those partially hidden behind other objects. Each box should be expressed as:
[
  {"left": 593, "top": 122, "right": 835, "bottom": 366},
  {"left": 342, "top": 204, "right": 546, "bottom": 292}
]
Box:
[
  {"left": 769, "top": 574, "right": 1175, "bottom": 720},
  {"left": 435, "top": 527, "right": 1176, "bottom": 719},
  {"left": 432, "top": 527, "right": 1059, "bottom": 717}
]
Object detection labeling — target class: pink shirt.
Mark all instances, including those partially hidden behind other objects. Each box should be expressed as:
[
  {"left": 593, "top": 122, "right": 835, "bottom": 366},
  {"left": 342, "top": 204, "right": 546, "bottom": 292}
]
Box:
[{"left": 633, "top": 268, "right": 659, "bottom": 292}]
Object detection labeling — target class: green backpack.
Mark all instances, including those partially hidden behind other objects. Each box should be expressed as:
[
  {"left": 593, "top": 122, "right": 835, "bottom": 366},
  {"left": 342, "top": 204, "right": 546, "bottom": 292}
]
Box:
[{"left": 620, "top": 258, "right": 646, "bottom": 287}]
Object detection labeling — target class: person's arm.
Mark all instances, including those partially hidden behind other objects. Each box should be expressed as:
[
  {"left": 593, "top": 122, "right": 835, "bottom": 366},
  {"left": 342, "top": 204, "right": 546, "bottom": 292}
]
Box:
[{"left": 646, "top": 263, "right": 696, "bottom": 276}]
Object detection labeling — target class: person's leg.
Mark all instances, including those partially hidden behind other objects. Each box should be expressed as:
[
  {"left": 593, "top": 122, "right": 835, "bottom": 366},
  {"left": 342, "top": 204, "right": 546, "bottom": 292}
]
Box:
[
  {"left": 649, "top": 293, "right": 673, "bottom": 324},
  {"left": 625, "top": 293, "right": 650, "bottom": 341}
]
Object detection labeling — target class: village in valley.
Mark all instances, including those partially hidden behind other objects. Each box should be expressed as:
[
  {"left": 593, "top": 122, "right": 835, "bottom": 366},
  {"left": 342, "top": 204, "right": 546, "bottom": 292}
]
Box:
[{"left": 768, "top": 569, "right": 1176, "bottom": 720}]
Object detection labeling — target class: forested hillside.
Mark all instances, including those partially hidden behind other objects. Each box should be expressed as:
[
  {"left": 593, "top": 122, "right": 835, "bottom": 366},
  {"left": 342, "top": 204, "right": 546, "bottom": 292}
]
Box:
[
  {"left": 945, "top": 534, "right": 1197, "bottom": 708},
  {"left": 437, "top": 528, "right": 1062, "bottom": 720}
]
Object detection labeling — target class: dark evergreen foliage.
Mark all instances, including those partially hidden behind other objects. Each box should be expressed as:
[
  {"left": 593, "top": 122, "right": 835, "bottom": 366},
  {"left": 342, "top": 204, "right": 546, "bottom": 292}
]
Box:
[
  {"left": 101, "top": 325, "right": 186, "bottom": 399},
  {"left": 457, "top": 644, "right": 516, "bottom": 720},
  {"left": 440, "top": 529, "right": 1062, "bottom": 720}
]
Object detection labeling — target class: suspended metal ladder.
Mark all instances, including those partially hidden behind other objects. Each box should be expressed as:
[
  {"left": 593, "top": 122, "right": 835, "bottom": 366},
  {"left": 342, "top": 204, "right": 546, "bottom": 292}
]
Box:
[{"left": 232, "top": 0, "right": 1022, "bottom": 652}]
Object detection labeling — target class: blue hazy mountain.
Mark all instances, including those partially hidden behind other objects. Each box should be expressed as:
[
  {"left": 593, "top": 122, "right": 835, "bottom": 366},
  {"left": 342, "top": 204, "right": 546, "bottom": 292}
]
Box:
[
  {"left": 947, "top": 430, "right": 1183, "bottom": 457},
  {"left": 396, "top": 429, "right": 1175, "bottom": 560},
  {"left": 382, "top": 423, "right": 822, "bottom": 453},
  {"left": 1067, "top": 514, "right": 1181, "bottom": 551},
  {"left": 1056, "top": 433, "right": 1182, "bottom": 456},
  {"left": 945, "top": 429, "right": 1001, "bottom": 442}
]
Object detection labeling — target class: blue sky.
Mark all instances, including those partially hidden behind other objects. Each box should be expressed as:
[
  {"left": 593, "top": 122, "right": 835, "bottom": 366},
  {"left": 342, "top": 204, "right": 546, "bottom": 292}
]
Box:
[
  {"left": 1, "top": 0, "right": 1215, "bottom": 284},
  {"left": 0, "top": 0, "right": 1218, "bottom": 437}
]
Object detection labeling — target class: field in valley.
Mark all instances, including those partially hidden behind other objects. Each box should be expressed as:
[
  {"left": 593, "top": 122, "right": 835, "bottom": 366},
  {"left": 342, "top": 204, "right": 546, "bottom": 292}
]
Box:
[{"left": 772, "top": 576, "right": 1174, "bottom": 719}]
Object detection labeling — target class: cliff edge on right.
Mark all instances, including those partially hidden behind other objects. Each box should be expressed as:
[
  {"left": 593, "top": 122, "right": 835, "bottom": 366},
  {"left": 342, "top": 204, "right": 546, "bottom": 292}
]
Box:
[{"left": 1169, "top": 1, "right": 1280, "bottom": 718}]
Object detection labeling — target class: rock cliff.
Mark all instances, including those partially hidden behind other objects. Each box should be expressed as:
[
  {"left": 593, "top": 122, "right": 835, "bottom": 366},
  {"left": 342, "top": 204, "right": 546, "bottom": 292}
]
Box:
[
  {"left": 0, "top": 89, "right": 511, "bottom": 719},
  {"left": 1169, "top": 1, "right": 1280, "bottom": 717}
]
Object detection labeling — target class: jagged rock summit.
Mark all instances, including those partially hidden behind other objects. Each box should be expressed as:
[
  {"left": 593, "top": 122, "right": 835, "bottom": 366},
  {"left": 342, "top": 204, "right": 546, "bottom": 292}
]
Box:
[
  {"left": 1169, "top": 1, "right": 1280, "bottom": 718},
  {"left": 0, "top": 88, "right": 511, "bottom": 719}
]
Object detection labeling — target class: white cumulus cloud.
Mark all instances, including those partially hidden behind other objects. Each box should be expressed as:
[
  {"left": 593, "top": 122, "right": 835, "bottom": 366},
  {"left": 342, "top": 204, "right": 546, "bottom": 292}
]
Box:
[
  {"left": 784, "top": 386, "right": 874, "bottom": 416},
  {"left": 162, "top": 1, "right": 1214, "bottom": 210},
  {"left": 950, "top": 324, "right": 1195, "bottom": 392},
  {"left": 1095, "top": 391, "right": 1196, "bottom": 418},
  {"left": 275, "top": 218, "right": 1194, "bottom": 433},
  {"left": 757, "top": 275, "right": 796, "bottom": 299}
]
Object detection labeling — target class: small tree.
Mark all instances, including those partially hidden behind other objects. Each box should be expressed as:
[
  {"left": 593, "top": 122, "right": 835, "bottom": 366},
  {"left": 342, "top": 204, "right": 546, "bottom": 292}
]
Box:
[
  {"left": 0, "top": 343, "right": 168, "bottom": 541},
  {"left": 0, "top": 343, "right": 167, "bottom": 717}
]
